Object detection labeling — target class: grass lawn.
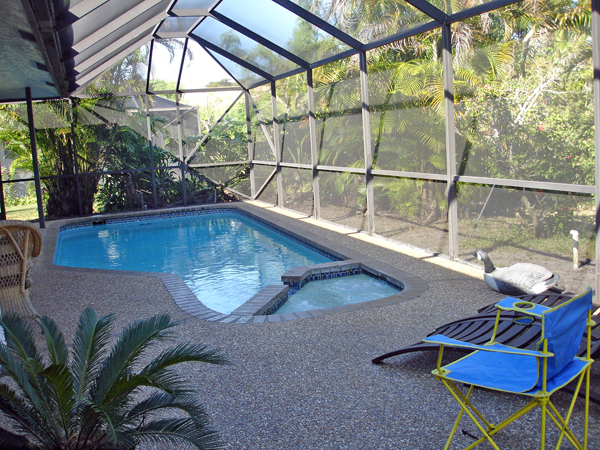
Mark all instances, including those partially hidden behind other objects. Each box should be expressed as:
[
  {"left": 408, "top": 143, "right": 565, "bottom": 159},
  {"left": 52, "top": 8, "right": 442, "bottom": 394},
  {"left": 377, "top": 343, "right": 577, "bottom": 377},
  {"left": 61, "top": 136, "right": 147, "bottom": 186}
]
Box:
[{"left": 5, "top": 203, "right": 39, "bottom": 221}]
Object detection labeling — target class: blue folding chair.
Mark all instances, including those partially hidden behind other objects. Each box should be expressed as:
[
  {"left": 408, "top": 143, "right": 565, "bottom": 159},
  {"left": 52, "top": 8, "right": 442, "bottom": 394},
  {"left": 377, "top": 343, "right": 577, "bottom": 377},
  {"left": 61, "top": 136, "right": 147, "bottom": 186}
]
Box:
[{"left": 423, "top": 288, "right": 596, "bottom": 449}]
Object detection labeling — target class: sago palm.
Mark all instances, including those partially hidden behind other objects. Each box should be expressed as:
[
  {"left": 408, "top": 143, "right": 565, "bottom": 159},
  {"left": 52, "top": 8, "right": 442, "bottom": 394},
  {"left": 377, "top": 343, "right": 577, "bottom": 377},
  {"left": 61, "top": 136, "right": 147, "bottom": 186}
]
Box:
[{"left": 0, "top": 308, "right": 227, "bottom": 449}]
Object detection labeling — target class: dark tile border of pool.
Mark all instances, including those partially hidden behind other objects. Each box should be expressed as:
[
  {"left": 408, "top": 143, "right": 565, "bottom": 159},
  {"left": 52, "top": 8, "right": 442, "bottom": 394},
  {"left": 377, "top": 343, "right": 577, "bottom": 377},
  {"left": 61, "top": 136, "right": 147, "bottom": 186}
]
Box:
[{"left": 40, "top": 202, "right": 429, "bottom": 323}]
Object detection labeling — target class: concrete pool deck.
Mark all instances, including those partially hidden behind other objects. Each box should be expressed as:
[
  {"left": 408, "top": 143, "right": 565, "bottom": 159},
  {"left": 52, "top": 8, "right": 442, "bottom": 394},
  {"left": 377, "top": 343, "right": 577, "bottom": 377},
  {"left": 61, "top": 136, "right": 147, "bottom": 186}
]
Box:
[{"left": 27, "top": 200, "right": 600, "bottom": 449}]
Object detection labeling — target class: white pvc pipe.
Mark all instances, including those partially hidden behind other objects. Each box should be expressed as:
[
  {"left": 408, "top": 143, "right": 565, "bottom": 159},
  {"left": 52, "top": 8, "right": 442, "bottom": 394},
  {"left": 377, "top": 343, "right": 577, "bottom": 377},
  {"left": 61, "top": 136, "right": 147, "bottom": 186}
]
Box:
[{"left": 570, "top": 230, "right": 579, "bottom": 270}]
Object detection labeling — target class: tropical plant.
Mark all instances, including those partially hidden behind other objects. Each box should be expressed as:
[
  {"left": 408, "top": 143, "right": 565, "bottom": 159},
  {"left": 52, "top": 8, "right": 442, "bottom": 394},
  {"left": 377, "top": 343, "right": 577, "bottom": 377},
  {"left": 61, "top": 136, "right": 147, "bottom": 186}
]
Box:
[
  {"left": 0, "top": 308, "right": 227, "bottom": 450},
  {"left": 0, "top": 97, "right": 142, "bottom": 218}
]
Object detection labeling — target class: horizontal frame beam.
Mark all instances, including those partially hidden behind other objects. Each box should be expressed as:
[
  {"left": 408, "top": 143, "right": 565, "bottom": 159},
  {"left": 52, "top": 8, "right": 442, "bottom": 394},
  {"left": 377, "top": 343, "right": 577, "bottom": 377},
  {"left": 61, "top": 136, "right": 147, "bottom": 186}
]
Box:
[
  {"left": 454, "top": 176, "right": 595, "bottom": 194},
  {"left": 371, "top": 169, "right": 447, "bottom": 181},
  {"left": 279, "top": 162, "right": 311, "bottom": 170},
  {"left": 170, "top": 8, "right": 210, "bottom": 17},
  {"left": 316, "top": 165, "right": 366, "bottom": 174},
  {"left": 189, "top": 160, "right": 250, "bottom": 168},
  {"left": 247, "top": 161, "right": 593, "bottom": 194},
  {"left": 154, "top": 31, "right": 188, "bottom": 38},
  {"left": 447, "top": 0, "right": 525, "bottom": 24}
]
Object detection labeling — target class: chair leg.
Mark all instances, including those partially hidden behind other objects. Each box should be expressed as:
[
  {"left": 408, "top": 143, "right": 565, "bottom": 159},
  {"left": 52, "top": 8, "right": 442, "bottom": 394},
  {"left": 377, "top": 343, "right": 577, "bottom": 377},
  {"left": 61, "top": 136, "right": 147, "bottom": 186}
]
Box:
[
  {"left": 546, "top": 402, "right": 583, "bottom": 450},
  {"left": 444, "top": 385, "right": 473, "bottom": 450},
  {"left": 584, "top": 366, "right": 590, "bottom": 450},
  {"left": 463, "top": 400, "right": 538, "bottom": 450},
  {"left": 440, "top": 378, "right": 548, "bottom": 450},
  {"left": 546, "top": 370, "right": 587, "bottom": 450},
  {"left": 441, "top": 379, "right": 501, "bottom": 450},
  {"left": 436, "top": 369, "right": 590, "bottom": 450},
  {"left": 541, "top": 398, "right": 547, "bottom": 450}
]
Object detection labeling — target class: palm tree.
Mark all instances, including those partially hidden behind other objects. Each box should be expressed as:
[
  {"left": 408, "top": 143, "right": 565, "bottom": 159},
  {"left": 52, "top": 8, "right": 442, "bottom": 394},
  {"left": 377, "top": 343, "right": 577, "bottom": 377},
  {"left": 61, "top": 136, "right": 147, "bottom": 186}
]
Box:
[{"left": 0, "top": 308, "right": 227, "bottom": 449}]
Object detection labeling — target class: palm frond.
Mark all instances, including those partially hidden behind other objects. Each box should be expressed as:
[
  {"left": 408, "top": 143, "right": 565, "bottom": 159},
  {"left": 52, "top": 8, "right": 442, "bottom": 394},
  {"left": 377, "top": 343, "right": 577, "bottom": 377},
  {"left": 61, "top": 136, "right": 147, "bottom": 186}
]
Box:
[
  {"left": 0, "top": 340, "right": 58, "bottom": 432},
  {"left": 102, "top": 370, "right": 189, "bottom": 404},
  {"left": 71, "top": 308, "right": 113, "bottom": 401},
  {"left": 141, "top": 343, "right": 228, "bottom": 374},
  {"left": 18, "top": 358, "right": 66, "bottom": 443},
  {"left": 0, "top": 384, "right": 56, "bottom": 448},
  {"left": 0, "top": 313, "right": 41, "bottom": 362},
  {"left": 126, "top": 417, "right": 223, "bottom": 450},
  {"left": 0, "top": 309, "right": 225, "bottom": 448},
  {"left": 92, "top": 315, "right": 175, "bottom": 403},
  {"left": 37, "top": 364, "right": 75, "bottom": 437},
  {"left": 39, "top": 316, "right": 68, "bottom": 366},
  {"left": 0, "top": 427, "right": 31, "bottom": 449},
  {"left": 0, "top": 345, "right": 36, "bottom": 399},
  {"left": 125, "top": 392, "right": 209, "bottom": 423},
  {"left": 73, "top": 402, "right": 115, "bottom": 448}
]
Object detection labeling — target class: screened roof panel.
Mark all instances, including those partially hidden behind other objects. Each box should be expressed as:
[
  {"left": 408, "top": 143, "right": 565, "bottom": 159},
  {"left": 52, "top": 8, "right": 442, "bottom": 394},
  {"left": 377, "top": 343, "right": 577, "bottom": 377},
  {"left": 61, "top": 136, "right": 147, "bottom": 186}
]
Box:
[
  {"left": 249, "top": 84, "right": 273, "bottom": 123},
  {"left": 73, "top": 22, "right": 157, "bottom": 73},
  {"left": 439, "top": 0, "right": 497, "bottom": 15},
  {"left": 1, "top": 0, "right": 517, "bottom": 102},
  {"left": 287, "top": 0, "right": 434, "bottom": 44},
  {"left": 157, "top": 17, "right": 200, "bottom": 35},
  {"left": 68, "top": 0, "right": 166, "bottom": 49},
  {"left": 205, "top": 48, "right": 267, "bottom": 89},
  {"left": 172, "top": 0, "right": 216, "bottom": 9},
  {"left": 65, "top": 0, "right": 170, "bottom": 91},
  {"left": 179, "top": 39, "right": 237, "bottom": 90},
  {"left": 73, "top": 35, "right": 153, "bottom": 93},
  {"left": 28, "top": 102, "right": 70, "bottom": 129},
  {"left": 80, "top": 43, "right": 150, "bottom": 94},
  {"left": 192, "top": 17, "right": 300, "bottom": 78},
  {"left": 149, "top": 39, "right": 186, "bottom": 91},
  {"left": 214, "top": 0, "right": 352, "bottom": 63}
]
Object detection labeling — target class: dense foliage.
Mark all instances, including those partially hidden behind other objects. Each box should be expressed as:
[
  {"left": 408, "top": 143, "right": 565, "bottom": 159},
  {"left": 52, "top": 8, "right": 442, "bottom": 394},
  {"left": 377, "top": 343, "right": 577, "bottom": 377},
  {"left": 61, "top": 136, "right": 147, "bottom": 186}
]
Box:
[
  {"left": 270, "top": 0, "right": 594, "bottom": 241},
  {"left": 0, "top": 0, "right": 594, "bottom": 245}
]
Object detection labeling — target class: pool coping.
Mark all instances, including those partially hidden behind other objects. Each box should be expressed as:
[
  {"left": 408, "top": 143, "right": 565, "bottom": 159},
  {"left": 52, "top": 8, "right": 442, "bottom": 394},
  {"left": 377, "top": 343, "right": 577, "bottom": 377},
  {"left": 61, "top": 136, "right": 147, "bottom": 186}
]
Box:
[{"left": 39, "top": 202, "right": 429, "bottom": 323}]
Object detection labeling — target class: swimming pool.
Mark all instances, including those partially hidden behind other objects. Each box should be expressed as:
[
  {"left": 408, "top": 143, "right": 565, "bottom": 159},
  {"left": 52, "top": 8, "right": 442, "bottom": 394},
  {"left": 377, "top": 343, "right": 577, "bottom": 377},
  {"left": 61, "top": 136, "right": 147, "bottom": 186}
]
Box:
[
  {"left": 51, "top": 205, "right": 429, "bottom": 321},
  {"left": 55, "top": 211, "right": 335, "bottom": 313}
]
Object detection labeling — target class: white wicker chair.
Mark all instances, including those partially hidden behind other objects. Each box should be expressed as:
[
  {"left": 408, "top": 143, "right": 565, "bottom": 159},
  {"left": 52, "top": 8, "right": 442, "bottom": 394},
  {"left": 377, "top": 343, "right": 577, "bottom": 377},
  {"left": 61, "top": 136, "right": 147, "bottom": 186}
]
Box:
[{"left": 0, "top": 220, "right": 42, "bottom": 319}]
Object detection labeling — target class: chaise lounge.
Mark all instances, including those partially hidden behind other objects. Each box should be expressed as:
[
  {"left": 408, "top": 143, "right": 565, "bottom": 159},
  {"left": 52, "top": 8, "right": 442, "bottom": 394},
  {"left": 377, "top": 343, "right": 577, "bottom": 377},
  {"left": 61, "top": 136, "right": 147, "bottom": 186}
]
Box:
[{"left": 372, "top": 291, "right": 600, "bottom": 403}]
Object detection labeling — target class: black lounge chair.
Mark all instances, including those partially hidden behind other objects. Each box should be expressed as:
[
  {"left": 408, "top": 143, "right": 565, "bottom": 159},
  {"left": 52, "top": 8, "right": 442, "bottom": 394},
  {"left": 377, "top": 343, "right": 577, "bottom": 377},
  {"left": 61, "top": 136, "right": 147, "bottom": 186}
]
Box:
[{"left": 372, "top": 292, "right": 600, "bottom": 404}]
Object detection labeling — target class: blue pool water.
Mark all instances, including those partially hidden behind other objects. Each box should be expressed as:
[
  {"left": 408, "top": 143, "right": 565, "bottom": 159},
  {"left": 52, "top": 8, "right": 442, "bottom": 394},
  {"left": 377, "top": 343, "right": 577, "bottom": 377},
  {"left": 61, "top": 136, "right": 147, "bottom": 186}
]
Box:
[
  {"left": 54, "top": 212, "right": 333, "bottom": 313},
  {"left": 274, "top": 273, "right": 401, "bottom": 314}
]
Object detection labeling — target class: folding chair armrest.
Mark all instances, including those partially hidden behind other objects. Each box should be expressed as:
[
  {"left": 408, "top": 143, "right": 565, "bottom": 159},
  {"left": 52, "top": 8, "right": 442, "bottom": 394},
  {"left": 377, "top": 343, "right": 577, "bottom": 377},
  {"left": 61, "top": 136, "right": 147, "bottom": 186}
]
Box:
[
  {"left": 494, "top": 296, "right": 550, "bottom": 317},
  {"left": 423, "top": 334, "right": 553, "bottom": 357}
]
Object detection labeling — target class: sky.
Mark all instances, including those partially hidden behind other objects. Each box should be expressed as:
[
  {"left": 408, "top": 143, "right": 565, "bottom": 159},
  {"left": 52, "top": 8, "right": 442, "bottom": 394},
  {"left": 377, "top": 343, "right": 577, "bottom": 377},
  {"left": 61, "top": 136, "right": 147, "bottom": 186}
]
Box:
[{"left": 150, "top": 38, "right": 234, "bottom": 90}]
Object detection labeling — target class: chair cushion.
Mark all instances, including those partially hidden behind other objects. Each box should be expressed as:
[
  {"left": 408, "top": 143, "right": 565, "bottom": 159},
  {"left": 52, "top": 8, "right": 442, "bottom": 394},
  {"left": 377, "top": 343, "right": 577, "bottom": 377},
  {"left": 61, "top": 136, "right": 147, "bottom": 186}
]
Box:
[
  {"left": 528, "top": 358, "right": 591, "bottom": 396},
  {"left": 442, "top": 350, "right": 539, "bottom": 393},
  {"left": 441, "top": 350, "right": 590, "bottom": 395},
  {"left": 542, "top": 289, "right": 593, "bottom": 380}
]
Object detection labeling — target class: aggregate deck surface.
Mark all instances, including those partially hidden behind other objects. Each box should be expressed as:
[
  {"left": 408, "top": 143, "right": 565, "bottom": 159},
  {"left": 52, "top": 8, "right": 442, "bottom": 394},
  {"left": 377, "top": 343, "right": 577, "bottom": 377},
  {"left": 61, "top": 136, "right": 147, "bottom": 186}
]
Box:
[{"left": 23, "top": 201, "right": 600, "bottom": 449}]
